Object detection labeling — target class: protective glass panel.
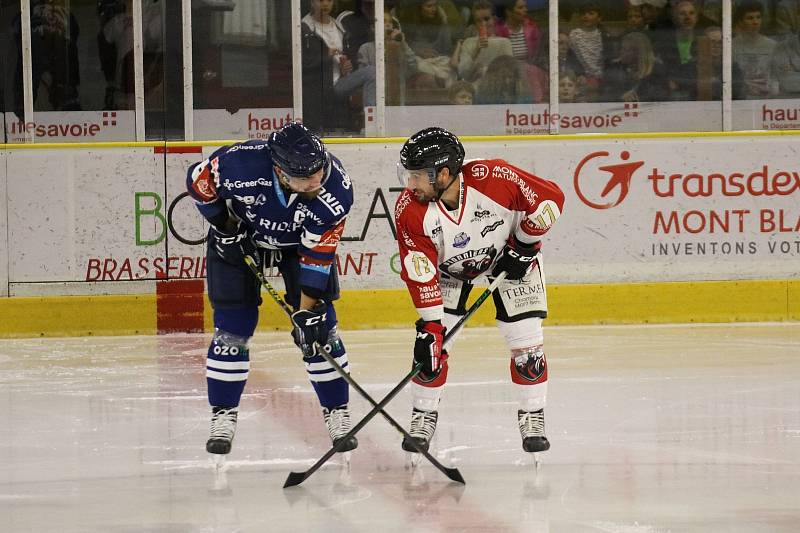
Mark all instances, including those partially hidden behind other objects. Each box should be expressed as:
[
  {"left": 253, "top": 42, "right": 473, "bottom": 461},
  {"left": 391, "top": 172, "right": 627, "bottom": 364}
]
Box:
[
  {"left": 384, "top": 0, "right": 551, "bottom": 136},
  {"left": 301, "top": 0, "right": 376, "bottom": 137},
  {"left": 144, "top": 0, "right": 184, "bottom": 140},
  {"left": 731, "top": 1, "right": 800, "bottom": 130},
  {"left": 557, "top": 0, "right": 723, "bottom": 133},
  {"left": 192, "top": 0, "right": 295, "bottom": 140},
  {"left": 0, "top": 0, "right": 20, "bottom": 142},
  {"left": 5, "top": 0, "right": 140, "bottom": 142}
]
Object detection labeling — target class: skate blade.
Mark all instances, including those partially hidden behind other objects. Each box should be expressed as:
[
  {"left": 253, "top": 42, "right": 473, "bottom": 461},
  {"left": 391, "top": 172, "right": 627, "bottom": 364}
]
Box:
[
  {"left": 210, "top": 453, "right": 227, "bottom": 471},
  {"left": 405, "top": 451, "right": 423, "bottom": 469},
  {"left": 339, "top": 451, "right": 352, "bottom": 470}
]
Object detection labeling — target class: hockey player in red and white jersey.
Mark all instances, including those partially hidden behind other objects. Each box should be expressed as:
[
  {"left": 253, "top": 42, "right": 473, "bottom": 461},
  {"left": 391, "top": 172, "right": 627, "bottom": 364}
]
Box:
[{"left": 394, "top": 127, "right": 565, "bottom": 456}]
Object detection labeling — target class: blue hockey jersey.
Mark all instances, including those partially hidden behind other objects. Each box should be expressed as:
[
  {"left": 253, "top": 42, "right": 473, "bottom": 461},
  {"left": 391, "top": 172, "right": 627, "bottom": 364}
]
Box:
[{"left": 186, "top": 139, "right": 353, "bottom": 293}]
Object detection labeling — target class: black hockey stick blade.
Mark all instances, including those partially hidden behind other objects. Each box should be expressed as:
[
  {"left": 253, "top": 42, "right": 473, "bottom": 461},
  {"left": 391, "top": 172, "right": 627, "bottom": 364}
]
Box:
[{"left": 283, "top": 471, "right": 308, "bottom": 488}]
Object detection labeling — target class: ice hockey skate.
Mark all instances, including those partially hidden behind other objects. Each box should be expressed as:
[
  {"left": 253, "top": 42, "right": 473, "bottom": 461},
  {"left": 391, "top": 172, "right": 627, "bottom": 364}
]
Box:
[
  {"left": 518, "top": 409, "right": 549, "bottom": 466},
  {"left": 206, "top": 407, "right": 238, "bottom": 468},
  {"left": 323, "top": 404, "right": 358, "bottom": 466},
  {"left": 402, "top": 408, "right": 439, "bottom": 467}
]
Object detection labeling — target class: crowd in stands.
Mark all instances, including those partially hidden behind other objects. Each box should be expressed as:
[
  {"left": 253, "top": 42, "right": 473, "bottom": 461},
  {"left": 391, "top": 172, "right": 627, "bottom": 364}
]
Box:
[{"left": 377, "top": 0, "right": 800, "bottom": 107}]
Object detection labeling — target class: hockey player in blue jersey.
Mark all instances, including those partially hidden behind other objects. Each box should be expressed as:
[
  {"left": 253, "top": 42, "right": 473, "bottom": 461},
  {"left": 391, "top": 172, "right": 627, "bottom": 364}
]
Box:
[{"left": 186, "top": 122, "right": 357, "bottom": 456}]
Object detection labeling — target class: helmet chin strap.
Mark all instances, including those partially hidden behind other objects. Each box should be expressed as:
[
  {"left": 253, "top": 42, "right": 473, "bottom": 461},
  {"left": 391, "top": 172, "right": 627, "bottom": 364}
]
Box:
[{"left": 434, "top": 169, "right": 459, "bottom": 201}]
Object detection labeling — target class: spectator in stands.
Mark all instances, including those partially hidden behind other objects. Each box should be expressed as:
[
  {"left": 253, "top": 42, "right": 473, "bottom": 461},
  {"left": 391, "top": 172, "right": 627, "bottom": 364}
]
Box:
[
  {"left": 653, "top": 0, "right": 700, "bottom": 100},
  {"left": 775, "top": 0, "right": 800, "bottom": 38},
  {"left": 495, "top": 0, "right": 542, "bottom": 65},
  {"left": 558, "top": 30, "right": 585, "bottom": 78},
  {"left": 448, "top": 79, "right": 476, "bottom": 103},
  {"left": 402, "top": 0, "right": 455, "bottom": 57},
  {"left": 635, "top": 0, "right": 671, "bottom": 32},
  {"left": 627, "top": 3, "right": 646, "bottom": 32},
  {"left": 603, "top": 31, "right": 669, "bottom": 102},
  {"left": 399, "top": 0, "right": 456, "bottom": 87},
  {"left": 13, "top": 0, "right": 82, "bottom": 115},
  {"left": 338, "top": 0, "right": 376, "bottom": 59},
  {"left": 474, "top": 54, "right": 534, "bottom": 103},
  {"left": 455, "top": 1, "right": 513, "bottom": 82},
  {"left": 569, "top": 1, "right": 605, "bottom": 93},
  {"left": 559, "top": 69, "right": 581, "bottom": 102},
  {"left": 703, "top": 26, "right": 746, "bottom": 99},
  {"left": 302, "top": 0, "right": 374, "bottom": 132},
  {"left": 733, "top": 0, "right": 778, "bottom": 99},
  {"left": 96, "top": 0, "right": 164, "bottom": 111},
  {"left": 771, "top": 27, "right": 800, "bottom": 96}
]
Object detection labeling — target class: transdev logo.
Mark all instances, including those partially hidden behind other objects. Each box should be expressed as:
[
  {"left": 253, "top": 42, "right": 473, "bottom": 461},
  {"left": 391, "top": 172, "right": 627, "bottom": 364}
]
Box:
[{"left": 573, "top": 151, "right": 644, "bottom": 209}]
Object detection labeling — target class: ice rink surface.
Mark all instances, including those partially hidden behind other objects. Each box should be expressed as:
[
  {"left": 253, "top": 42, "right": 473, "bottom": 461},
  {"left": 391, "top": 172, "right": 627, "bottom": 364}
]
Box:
[{"left": 1, "top": 323, "right": 799, "bottom": 532}]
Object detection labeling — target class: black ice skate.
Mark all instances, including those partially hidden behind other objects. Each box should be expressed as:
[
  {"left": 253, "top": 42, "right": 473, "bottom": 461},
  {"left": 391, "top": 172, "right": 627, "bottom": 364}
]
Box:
[
  {"left": 518, "top": 409, "right": 550, "bottom": 453},
  {"left": 206, "top": 406, "right": 238, "bottom": 455},
  {"left": 323, "top": 405, "right": 358, "bottom": 452},
  {"left": 402, "top": 408, "right": 439, "bottom": 453}
]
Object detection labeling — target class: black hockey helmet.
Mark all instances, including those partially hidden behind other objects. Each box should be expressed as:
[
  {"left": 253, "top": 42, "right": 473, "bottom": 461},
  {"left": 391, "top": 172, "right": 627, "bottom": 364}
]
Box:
[
  {"left": 399, "top": 127, "right": 465, "bottom": 179},
  {"left": 268, "top": 122, "right": 329, "bottom": 178}
]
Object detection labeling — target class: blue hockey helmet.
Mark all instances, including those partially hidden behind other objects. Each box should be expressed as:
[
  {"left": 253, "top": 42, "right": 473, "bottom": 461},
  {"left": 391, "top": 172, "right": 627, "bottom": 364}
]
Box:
[{"left": 268, "top": 122, "right": 329, "bottom": 178}]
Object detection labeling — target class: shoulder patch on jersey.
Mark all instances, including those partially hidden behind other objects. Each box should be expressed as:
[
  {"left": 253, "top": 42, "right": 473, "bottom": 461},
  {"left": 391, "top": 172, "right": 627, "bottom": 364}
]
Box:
[
  {"left": 403, "top": 251, "right": 436, "bottom": 283},
  {"left": 525, "top": 199, "right": 562, "bottom": 231},
  {"left": 190, "top": 158, "right": 218, "bottom": 201},
  {"left": 469, "top": 162, "right": 490, "bottom": 181}
]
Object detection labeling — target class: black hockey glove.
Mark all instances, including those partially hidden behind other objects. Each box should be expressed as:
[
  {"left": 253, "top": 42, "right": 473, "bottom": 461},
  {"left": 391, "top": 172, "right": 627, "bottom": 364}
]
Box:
[
  {"left": 291, "top": 300, "right": 330, "bottom": 358},
  {"left": 491, "top": 237, "right": 541, "bottom": 280},
  {"left": 210, "top": 224, "right": 259, "bottom": 269},
  {"left": 414, "top": 319, "right": 447, "bottom": 376}
]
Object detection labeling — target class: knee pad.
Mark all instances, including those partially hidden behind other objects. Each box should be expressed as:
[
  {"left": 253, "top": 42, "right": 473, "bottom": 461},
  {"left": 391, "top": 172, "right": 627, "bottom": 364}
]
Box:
[{"left": 510, "top": 345, "right": 547, "bottom": 385}]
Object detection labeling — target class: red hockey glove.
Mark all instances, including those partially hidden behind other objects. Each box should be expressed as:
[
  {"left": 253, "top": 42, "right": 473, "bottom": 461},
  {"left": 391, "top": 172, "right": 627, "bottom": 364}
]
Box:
[
  {"left": 413, "top": 319, "right": 446, "bottom": 376},
  {"left": 491, "top": 237, "right": 541, "bottom": 280}
]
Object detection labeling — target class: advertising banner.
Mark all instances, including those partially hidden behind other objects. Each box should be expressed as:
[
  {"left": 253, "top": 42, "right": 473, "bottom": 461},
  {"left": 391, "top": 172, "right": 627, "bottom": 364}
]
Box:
[
  {"left": 193, "top": 108, "right": 295, "bottom": 141},
  {"left": 3, "top": 111, "right": 136, "bottom": 143},
  {"left": 3, "top": 135, "right": 798, "bottom": 294},
  {"left": 384, "top": 101, "right": 725, "bottom": 136}
]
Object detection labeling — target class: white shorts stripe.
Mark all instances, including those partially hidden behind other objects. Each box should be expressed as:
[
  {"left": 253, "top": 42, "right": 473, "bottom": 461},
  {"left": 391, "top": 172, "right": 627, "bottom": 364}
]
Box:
[
  {"left": 206, "top": 369, "right": 249, "bottom": 382},
  {"left": 207, "top": 359, "right": 250, "bottom": 371},
  {"left": 304, "top": 355, "right": 348, "bottom": 372},
  {"left": 307, "top": 365, "right": 349, "bottom": 382}
]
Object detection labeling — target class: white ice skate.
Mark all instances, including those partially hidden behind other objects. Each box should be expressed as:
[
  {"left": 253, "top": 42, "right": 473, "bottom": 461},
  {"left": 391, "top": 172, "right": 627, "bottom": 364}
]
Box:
[
  {"left": 402, "top": 408, "right": 438, "bottom": 467},
  {"left": 323, "top": 404, "right": 358, "bottom": 467},
  {"left": 206, "top": 406, "right": 238, "bottom": 468},
  {"left": 518, "top": 409, "right": 550, "bottom": 467}
]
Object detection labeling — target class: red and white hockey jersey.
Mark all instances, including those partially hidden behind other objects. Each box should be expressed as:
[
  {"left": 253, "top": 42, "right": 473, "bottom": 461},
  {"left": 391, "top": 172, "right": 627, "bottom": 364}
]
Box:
[{"left": 395, "top": 159, "right": 565, "bottom": 321}]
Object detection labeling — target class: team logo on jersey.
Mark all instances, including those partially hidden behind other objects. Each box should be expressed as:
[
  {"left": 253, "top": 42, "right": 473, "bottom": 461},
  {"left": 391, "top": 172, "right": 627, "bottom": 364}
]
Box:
[
  {"left": 480, "top": 219, "right": 504, "bottom": 237},
  {"left": 404, "top": 251, "right": 436, "bottom": 283},
  {"left": 439, "top": 246, "right": 497, "bottom": 281},
  {"left": 472, "top": 209, "right": 491, "bottom": 222},
  {"left": 471, "top": 163, "right": 490, "bottom": 180},
  {"left": 453, "top": 232, "right": 470, "bottom": 248}
]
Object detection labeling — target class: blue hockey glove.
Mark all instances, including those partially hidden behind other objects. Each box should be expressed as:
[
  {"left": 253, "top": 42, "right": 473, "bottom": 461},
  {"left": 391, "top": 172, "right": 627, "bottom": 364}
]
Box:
[
  {"left": 291, "top": 300, "right": 330, "bottom": 358},
  {"left": 210, "top": 224, "right": 259, "bottom": 268},
  {"left": 491, "top": 237, "right": 541, "bottom": 280},
  {"left": 414, "top": 319, "right": 446, "bottom": 376}
]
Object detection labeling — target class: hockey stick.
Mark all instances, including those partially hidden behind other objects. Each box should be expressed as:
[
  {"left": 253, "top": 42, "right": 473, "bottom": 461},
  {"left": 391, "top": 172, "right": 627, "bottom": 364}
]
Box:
[
  {"left": 283, "top": 271, "right": 507, "bottom": 487},
  {"left": 243, "top": 256, "right": 503, "bottom": 486}
]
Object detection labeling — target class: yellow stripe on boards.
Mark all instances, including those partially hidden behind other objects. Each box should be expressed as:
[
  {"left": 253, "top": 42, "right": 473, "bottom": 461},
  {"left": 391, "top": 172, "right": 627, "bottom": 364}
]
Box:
[
  {"left": 0, "top": 280, "right": 797, "bottom": 338},
  {"left": 5, "top": 129, "right": 800, "bottom": 151}
]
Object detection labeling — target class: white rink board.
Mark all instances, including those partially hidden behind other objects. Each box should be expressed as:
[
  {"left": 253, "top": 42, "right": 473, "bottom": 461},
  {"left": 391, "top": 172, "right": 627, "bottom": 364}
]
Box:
[
  {"left": 0, "top": 150, "right": 7, "bottom": 296},
  {"left": 3, "top": 135, "right": 800, "bottom": 295}
]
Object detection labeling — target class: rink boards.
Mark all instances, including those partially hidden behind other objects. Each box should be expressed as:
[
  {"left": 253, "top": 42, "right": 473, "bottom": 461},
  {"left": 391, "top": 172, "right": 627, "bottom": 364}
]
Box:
[{"left": 0, "top": 132, "right": 799, "bottom": 336}]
